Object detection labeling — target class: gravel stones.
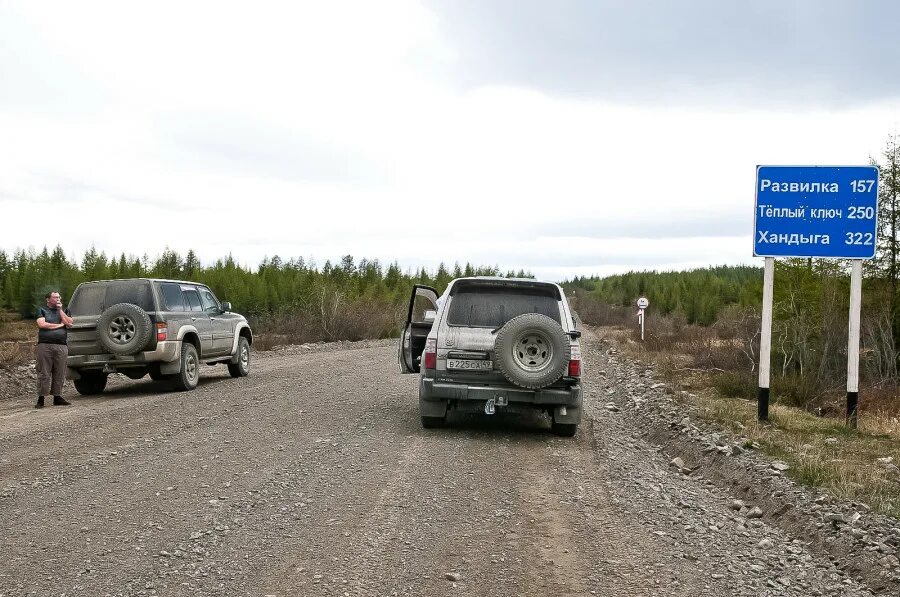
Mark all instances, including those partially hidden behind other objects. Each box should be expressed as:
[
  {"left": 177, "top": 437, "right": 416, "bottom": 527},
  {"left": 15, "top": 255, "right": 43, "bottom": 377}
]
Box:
[{"left": 746, "top": 507, "right": 764, "bottom": 519}]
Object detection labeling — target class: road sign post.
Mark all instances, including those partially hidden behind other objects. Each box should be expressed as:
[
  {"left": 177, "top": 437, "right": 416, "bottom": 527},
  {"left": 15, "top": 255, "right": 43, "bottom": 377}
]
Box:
[
  {"left": 758, "top": 257, "right": 774, "bottom": 421},
  {"left": 753, "top": 165, "right": 878, "bottom": 423},
  {"left": 637, "top": 297, "right": 649, "bottom": 341},
  {"left": 847, "top": 259, "right": 863, "bottom": 428}
]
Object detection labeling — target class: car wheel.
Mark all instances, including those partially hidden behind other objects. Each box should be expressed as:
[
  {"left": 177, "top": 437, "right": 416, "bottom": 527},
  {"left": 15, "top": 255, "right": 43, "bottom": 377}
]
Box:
[
  {"left": 227, "top": 336, "right": 251, "bottom": 378},
  {"left": 73, "top": 372, "right": 108, "bottom": 395},
  {"left": 494, "top": 313, "right": 571, "bottom": 390},
  {"left": 97, "top": 303, "right": 153, "bottom": 356},
  {"left": 171, "top": 343, "right": 200, "bottom": 391}
]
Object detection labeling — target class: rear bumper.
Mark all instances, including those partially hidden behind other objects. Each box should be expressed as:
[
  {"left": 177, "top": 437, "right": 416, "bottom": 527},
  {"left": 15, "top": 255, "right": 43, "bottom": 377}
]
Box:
[
  {"left": 419, "top": 377, "right": 582, "bottom": 407},
  {"left": 67, "top": 340, "right": 180, "bottom": 376}
]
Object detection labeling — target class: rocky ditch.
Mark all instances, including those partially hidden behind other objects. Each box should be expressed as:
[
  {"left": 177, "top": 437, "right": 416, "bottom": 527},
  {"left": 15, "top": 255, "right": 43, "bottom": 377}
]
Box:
[
  {"left": 596, "top": 335, "right": 900, "bottom": 593},
  {"left": 0, "top": 362, "right": 37, "bottom": 404}
]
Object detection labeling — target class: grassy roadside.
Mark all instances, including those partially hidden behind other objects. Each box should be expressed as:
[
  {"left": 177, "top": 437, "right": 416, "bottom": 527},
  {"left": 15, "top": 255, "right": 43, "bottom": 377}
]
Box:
[
  {"left": 603, "top": 326, "right": 900, "bottom": 519},
  {"left": 0, "top": 311, "right": 34, "bottom": 369}
]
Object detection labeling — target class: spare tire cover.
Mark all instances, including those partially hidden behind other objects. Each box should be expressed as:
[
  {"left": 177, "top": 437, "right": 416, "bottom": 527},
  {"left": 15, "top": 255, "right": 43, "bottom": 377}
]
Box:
[
  {"left": 97, "top": 302, "right": 153, "bottom": 356},
  {"left": 494, "top": 313, "right": 571, "bottom": 390}
]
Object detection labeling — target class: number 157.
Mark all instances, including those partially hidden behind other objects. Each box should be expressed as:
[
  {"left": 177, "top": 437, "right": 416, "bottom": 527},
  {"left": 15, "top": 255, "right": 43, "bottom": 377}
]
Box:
[{"left": 851, "top": 179, "right": 875, "bottom": 193}]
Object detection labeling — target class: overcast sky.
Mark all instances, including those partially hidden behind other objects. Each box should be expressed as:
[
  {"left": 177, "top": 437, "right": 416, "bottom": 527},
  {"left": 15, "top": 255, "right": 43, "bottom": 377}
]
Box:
[{"left": 2, "top": 1, "right": 899, "bottom": 281}]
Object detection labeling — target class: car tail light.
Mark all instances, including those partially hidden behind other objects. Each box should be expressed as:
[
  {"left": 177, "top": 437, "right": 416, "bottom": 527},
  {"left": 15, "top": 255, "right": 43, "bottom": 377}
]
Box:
[
  {"left": 156, "top": 323, "right": 168, "bottom": 341},
  {"left": 423, "top": 338, "right": 437, "bottom": 370},
  {"left": 568, "top": 344, "right": 581, "bottom": 377}
]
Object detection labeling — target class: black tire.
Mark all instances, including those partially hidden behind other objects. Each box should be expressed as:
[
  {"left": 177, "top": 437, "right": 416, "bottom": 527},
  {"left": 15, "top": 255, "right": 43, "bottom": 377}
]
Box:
[
  {"left": 494, "top": 313, "right": 571, "bottom": 390},
  {"left": 421, "top": 416, "right": 445, "bottom": 429},
  {"left": 73, "top": 372, "right": 108, "bottom": 395},
  {"left": 227, "top": 336, "right": 251, "bottom": 378},
  {"left": 551, "top": 422, "right": 578, "bottom": 437},
  {"left": 171, "top": 343, "right": 200, "bottom": 391},
  {"left": 97, "top": 303, "right": 153, "bottom": 356}
]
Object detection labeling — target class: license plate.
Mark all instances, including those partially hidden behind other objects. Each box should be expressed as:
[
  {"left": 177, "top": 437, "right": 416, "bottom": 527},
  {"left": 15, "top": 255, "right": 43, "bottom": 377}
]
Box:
[{"left": 447, "top": 358, "right": 493, "bottom": 371}]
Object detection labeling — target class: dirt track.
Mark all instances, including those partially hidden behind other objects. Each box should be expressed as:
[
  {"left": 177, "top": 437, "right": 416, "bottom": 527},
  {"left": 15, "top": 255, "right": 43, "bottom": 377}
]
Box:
[{"left": 0, "top": 332, "right": 883, "bottom": 596}]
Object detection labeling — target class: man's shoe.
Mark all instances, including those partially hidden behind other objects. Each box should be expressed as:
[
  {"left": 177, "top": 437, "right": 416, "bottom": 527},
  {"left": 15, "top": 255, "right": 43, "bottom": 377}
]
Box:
[
  {"left": 52, "top": 396, "right": 71, "bottom": 406},
  {"left": 34, "top": 396, "right": 45, "bottom": 409}
]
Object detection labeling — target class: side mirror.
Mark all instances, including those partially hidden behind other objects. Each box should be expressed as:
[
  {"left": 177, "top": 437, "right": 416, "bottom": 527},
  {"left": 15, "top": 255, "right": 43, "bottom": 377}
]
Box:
[
  {"left": 222, "top": 301, "right": 232, "bottom": 312},
  {"left": 424, "top": 310, "right": 437, "bottom": 324}
]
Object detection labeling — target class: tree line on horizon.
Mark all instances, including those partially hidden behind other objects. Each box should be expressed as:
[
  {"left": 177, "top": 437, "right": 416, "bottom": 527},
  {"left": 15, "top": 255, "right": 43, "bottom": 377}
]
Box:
[
  {"left": 0, "top": 247, "right": 535, "bottom": 341},
  {"left": 566, "top": 265, "right": 763, "bottom": 326}
]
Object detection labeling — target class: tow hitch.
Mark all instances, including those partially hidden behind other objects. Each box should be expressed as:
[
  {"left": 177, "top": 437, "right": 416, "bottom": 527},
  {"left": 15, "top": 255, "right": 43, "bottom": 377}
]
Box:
[{"left": 485, "top": 395, "right": 508, "bottom": 415}]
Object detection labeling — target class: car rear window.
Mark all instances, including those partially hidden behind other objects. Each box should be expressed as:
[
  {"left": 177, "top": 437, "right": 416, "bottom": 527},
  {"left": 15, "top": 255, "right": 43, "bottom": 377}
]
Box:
[
  {"left": 69, "top": 281, "right": 155, "bottom": 316},
  {"left": 446, "top": 284, "right": 561, "bottom": 328},
  {"left": 159, "top": 282, "right": 186, "bottom": 311},
  {"left": 184, "top": 289, "right": 203, "bottom": 312}
]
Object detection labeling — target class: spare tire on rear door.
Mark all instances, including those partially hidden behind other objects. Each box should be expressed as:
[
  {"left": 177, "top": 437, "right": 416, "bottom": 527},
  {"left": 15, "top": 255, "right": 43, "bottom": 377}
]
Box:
[
  {"left": 494, "top": 313, "right": 571, "bottom": 390},
  {"left": 97, "top": 303, "right": 153, "bottom": 356}
]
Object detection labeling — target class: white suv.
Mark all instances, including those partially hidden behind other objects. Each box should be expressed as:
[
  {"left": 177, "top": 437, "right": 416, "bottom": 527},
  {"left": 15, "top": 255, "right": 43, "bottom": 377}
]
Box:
[{"left": 399, "top": 277, "right": 583, "bottom": 436}]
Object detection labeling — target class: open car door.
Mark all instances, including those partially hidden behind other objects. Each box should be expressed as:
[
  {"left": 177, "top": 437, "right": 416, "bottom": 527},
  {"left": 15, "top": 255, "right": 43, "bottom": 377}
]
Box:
[{"left": 399, "top": 285, "right": 438, "bottom": 373}]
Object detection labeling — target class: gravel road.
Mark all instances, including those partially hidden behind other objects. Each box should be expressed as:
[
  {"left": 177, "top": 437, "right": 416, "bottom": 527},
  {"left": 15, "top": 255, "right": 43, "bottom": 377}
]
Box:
[{"left": 0, "top": 332, "right": 890, "bottom": 596}]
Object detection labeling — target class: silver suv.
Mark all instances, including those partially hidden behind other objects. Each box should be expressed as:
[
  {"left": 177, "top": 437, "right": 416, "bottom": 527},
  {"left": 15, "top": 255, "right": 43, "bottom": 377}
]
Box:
[
  {"left": 399, "top": 277, "right": 583, "bottom": 436},
  {"left": 66, "top": 279, "right": 252, "bottom": 394}
]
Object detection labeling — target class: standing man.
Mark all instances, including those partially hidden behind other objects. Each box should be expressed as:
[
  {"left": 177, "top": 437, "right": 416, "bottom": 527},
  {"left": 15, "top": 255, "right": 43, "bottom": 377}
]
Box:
[{"left": 35, "top": 291, "right": 73, "bottom": 408}]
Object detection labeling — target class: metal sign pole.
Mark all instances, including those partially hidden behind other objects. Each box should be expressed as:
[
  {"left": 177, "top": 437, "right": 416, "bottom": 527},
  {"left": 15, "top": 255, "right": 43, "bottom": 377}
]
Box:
[
  {"left": 636, "top": 297, "right": 649, "bottom": 342},
  {"left": 846, "top": 259, "right": 863, "bottom": 428},
  {"left": 758, "top": 257, "right": 775, "bottom": 421}
]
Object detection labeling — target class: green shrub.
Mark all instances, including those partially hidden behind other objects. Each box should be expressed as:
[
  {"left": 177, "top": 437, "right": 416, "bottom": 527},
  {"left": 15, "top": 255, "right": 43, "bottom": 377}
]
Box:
[{"left": 713, "top": 371, "right": 755, "bottom": 399}]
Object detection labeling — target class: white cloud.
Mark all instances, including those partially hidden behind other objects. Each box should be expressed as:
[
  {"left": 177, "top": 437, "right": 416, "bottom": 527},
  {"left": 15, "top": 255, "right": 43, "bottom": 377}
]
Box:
[{"left": 1, "top": 1, "right": 899, "bottom": 281}]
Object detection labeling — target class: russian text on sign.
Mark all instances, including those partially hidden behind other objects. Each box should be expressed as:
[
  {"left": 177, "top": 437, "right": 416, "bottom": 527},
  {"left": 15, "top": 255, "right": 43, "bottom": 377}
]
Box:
[
  {"left": 758, "top": 231, "right": 830, "bottom": 245},
  {"left": 760, "top": 180, "right": 840, "bottom": 193}
]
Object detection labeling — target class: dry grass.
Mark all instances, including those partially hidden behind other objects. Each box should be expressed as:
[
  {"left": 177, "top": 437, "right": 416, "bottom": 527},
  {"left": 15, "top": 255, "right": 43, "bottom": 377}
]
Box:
[
  {"left": 604, "top": 325, "right": 900, "bottom": 518},
  {"left": 249, "top": 301, "right": 401, "bottom": 351},
  {"left": 690, "top": 390, "right": 900, "bottom": 517},
  {"left": 863, "top": 409, "right": 900, "bottom": 437},
  {"left": 0, "top": 311, "right": 33, "bottom": 342},
  {"left": 0, "top": 312, "right": 35, "bottom": 369}
]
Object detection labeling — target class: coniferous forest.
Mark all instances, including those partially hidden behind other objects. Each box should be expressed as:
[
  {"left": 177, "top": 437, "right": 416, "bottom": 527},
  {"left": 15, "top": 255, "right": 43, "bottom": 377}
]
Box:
[{"left": 0, "top": 247, "right": 527, "bottom": 345}]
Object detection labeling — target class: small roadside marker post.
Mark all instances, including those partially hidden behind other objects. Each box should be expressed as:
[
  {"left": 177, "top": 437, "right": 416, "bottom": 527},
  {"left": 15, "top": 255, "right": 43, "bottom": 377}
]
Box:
[
  {"left": 637, "top": 297, "right": 649, "bottom": 341},
  {"left": 753, "top": 165, "right": 878, "bottom": 424}
]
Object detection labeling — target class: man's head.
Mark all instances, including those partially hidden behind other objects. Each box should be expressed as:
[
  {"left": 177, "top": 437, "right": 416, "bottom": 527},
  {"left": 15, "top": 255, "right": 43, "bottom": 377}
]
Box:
[{"left": 45, "top": 291, "right": 62, "bottom": 309}]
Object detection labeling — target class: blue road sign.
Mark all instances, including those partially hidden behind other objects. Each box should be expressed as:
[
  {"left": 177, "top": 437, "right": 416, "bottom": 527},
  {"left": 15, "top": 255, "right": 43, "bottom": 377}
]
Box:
[{"left": 753, "top": 165, "right": 879, "bottom": 259}]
